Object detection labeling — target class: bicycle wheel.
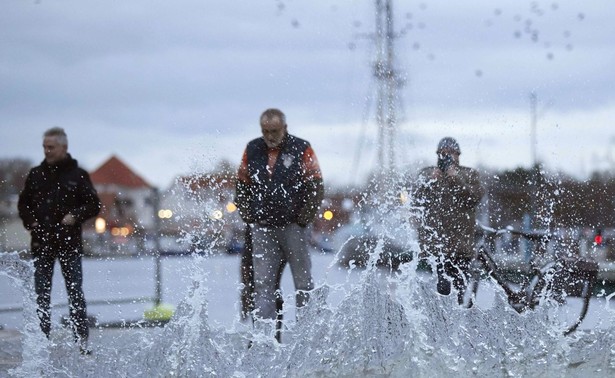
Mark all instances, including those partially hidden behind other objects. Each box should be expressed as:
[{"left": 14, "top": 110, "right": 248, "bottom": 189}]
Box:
[
  {"left": 471, "top": 246, "right": 525, "bottom": 311},
  {"left": 527, "top": 261, "right": 595, "bottom": 336}
]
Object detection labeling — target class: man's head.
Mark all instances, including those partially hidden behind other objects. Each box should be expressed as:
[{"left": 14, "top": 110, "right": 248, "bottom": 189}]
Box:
[
  {"left": 436, "top": 137, "right": 460, "bottom": 169},
  {"left": 260, "top": 108, "right": 287, "bottom": 148},
  {"left": 43, "top": 127, "right": 68, "bottom": 165}
]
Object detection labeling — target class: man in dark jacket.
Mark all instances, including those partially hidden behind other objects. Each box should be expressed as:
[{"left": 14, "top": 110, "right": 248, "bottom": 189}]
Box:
[
  {"left": 413, "top": 137, "right": 484, "bottom": 306},
  {"left": 235, "top": 108, "right": 324, "bottom": 336},
  {"left": 18, "top": 127, "right": 101, "bottom": 353}
]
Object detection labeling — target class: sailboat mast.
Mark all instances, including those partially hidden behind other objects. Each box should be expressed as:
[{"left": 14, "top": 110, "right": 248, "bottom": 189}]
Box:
[{"left": 373, "top": 0, "right": 401, "bottom": 175}]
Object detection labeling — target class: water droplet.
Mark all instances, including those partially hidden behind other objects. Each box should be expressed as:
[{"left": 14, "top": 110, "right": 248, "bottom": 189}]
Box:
[{"left": 531, "top": 31, "right": 539, "bottom": 42}]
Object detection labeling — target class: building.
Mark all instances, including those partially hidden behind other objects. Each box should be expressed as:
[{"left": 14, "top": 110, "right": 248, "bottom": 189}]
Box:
[
  {"left": 161, "top": 161, "right": 242, "bottom": 254},
  {"left": 89, "top": 155, "right": 155, "bottom": 254}
]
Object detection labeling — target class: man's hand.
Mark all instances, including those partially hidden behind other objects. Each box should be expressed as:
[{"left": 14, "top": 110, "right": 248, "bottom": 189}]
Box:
[
  {"left": 444, "top": 165, "right": 459, "bottom": 178},
  {"left": 429, "top": 165, "right": 458, "bottom": 181},
  {"left": 61, "top": 214, "right": 76, "bottom": 226},
  {"left": 430, "top": 168, "right": 443, "bottom": 180}
]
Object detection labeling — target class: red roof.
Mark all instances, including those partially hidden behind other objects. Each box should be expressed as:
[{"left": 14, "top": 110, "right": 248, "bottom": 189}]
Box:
[{"left": 90, "top": 155, "right": 151, "bottom": 188}]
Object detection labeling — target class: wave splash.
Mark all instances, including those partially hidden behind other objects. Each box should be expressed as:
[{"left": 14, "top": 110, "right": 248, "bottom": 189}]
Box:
[{"left": 2, "top": 250, "right": 615, "bottom": 377}]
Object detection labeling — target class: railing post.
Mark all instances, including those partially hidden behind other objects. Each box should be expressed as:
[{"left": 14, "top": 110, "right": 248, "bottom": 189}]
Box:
[{"left": 152, "top": 187, "right": 162, "bottom": 306}]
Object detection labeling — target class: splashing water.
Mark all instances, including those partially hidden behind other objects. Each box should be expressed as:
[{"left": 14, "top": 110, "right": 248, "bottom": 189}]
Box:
[
  {"left": 0, "top": 252, "right": 50, "bottom": 377},
  {"left": 2, "top": 243, "right": 615, "bottom": 377}
]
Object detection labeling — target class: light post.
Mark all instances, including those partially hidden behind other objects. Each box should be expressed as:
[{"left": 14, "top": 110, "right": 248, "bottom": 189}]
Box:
[{"left": 143, "top": 187, "right": 174, "bottom": 323}]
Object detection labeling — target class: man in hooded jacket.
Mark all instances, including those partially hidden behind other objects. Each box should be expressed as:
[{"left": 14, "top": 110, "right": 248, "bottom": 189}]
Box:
[{"left": 413, "top": 137, "right": 484, "bottom": 305}]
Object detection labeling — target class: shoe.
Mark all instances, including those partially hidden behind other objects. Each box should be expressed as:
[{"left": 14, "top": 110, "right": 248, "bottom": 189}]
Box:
[
  {"left": 79, "top": 341, "right": 92, "bottom": 355},
  {"left": 80, "top": 346, "right": 92, "bottom": 355}
]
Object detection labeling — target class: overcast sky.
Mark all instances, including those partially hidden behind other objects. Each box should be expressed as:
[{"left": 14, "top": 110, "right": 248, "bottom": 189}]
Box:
[{"left": 2, "top": 1, "right": 614, "bottom": 188}]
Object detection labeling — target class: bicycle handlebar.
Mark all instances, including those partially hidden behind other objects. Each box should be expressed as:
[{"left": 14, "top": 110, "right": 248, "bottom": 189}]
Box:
[{"left": 477, "top": 224, "right": 550, "bottom": 242}]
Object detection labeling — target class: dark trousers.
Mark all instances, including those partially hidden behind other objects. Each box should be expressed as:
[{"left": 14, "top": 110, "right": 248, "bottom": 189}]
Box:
[
  {"left": 240, "top": 226, "right": 255, "bottom": 321},
  {"left": 33, "top": 247, "right": 88, "bottom": 342},
  {"left": 435, "top": 254, "right": 472, "bottom": 306}
]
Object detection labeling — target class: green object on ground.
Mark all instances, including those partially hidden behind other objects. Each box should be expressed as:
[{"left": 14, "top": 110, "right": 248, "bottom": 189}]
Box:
[{"left": 144, "top": 304, "right": 175, "bottom": 321}]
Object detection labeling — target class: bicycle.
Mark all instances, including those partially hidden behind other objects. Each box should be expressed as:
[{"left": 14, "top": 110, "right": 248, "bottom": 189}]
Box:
[{"left": 470, "top": 224, "right": 599, "bottom": 335}]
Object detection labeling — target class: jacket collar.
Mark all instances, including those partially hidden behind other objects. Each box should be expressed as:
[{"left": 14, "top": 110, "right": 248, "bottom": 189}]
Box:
[{"left": 41, "top": 153, "right": 77, "bottom": 171}]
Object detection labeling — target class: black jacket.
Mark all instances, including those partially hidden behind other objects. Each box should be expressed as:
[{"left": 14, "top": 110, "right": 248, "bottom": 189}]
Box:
[{"left": 18, "top": 154, "right": 101, "bottom": 252}]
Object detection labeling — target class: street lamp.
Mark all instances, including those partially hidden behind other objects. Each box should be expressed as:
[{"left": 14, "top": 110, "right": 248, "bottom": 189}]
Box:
[
  {"left": 226, "top": 202, "right": 237, "bottom": 213},
  {"left": 95, "top": 217, "right": 106, "bottom": 234},
  {"left": 158, "top": 209, "right": 173, "bottom": 219}
]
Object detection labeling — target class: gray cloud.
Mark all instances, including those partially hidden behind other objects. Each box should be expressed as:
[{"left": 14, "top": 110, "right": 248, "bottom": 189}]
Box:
[{"left": 2, "top": 1, "right": 614, "bottom": 187}]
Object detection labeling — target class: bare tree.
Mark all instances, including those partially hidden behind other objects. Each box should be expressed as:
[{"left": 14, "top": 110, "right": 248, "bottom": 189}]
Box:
[{"left": 0, "top": 158, "right": 32, "bottom": 216}]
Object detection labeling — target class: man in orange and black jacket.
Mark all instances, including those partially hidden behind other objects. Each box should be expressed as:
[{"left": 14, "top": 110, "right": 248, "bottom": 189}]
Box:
[{"left": 235, "top": 108, "right": 323, "bottom": 336}]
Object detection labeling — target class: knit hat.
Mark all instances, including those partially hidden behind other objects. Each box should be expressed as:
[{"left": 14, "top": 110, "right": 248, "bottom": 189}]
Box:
[{"left": 436, "top": 137, "right": 460, "bottom": 154}]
